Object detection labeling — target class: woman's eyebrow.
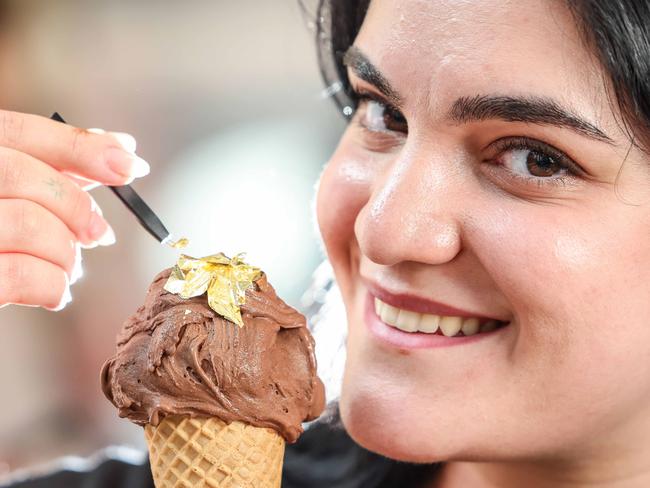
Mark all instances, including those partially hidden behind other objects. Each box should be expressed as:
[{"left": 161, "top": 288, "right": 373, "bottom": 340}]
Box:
[
  {"left": 343, "top": 46, "right": 616, "bottom": 145},
  {"left": 449, "top": 95, "right": 616, "bottom": 145},
  {"left": 343, "top": 46, "right": 403, "bottom": 106}
]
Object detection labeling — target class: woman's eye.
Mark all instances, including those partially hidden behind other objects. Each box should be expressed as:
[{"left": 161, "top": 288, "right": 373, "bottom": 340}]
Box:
[
  {"left": 355, "top": 97, "right": 408, "bottom": 134},
  {"left": 488, "top": 137, "right": 584, "bottom": 188},
  {"left": 500, "top": 147, "right": 568, "bottom": 178}
]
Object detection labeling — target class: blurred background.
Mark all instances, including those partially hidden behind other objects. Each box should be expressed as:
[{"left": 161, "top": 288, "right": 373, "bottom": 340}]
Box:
[{"left": 0, "top": 0, "right": 346, "bottom": 477}]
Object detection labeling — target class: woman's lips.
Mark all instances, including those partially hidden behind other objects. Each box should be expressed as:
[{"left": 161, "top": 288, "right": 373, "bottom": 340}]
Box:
[
  {"left": 363, "top": 292, "right": 509, "bottom": 350},
  {"left": 363, "top": 279, "right": 507, "bottom": 321}
]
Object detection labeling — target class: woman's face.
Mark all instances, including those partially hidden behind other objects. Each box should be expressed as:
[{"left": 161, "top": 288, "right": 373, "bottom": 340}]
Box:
[{"left": 316, "top": 0, "right": 650, "bottom": 464}]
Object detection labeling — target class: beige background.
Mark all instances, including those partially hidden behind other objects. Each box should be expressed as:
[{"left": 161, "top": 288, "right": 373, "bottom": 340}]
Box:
[{"left": 0, "top": 0, "right": 344, "bottom": 475}]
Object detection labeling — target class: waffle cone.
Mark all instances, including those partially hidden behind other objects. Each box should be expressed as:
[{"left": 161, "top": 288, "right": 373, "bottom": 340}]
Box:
[{"left": 144, "top": 415, "right": 285, "bottom": 487}]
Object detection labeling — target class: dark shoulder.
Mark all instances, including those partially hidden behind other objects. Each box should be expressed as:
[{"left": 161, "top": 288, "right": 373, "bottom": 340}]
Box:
[
  {"left": 2, "top": 448, "right": 154, "bottom": 488},
  {"left": 283, "top": 415, "right": 440, "bottom": 488}
]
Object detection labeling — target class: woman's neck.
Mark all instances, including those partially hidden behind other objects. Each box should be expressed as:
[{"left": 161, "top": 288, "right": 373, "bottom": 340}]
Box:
[
  {"left": 429, "top": 457, "right": 650, "bottom": 488},
  {"left": 425, "top": 408, "right": 650, "bottom": 488}
]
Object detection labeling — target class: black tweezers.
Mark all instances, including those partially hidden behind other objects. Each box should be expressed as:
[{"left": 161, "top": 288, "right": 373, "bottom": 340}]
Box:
[{"left": 51, "top": 112, "right": 174, "bottom": 244}]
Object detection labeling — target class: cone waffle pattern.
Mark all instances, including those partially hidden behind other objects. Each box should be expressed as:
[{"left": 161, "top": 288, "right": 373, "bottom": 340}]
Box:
[{"left": 145, "top": 416, "right": 285, "bottom": 488}]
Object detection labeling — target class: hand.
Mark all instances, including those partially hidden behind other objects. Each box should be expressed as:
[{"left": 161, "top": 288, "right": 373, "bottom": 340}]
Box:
[{"left": 0, "top": 110, "right": 150, "bottom": 311}]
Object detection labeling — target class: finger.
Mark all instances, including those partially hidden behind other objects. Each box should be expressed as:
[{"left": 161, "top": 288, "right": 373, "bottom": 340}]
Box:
[
  {"left": 0, "top": 146, "right": 114, "bottom": 245},
  {"left": 0, "top": 253, "right": 70, "bottom": 311},
  {"left": 0, "top": 110, "right": 149, "bottom": 185},
  {"left": 0, "top": 199, "right": 77, "bottom": 279}
]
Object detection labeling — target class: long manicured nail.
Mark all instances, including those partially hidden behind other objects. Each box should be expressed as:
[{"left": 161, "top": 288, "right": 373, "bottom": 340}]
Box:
[
  {"left": 88, "top": 128, "right": 137, "bottom": 154},
  {"left": 61, "top": 285, "right": 72, "bottom": 305},
  {"left": 106, "top": 147, "right": 150, "bottom": 180},
  {"left": 111, "top": 132, "right": 137, "bottom": 154},
  {"left": 88, "top": 212, "right": 107, "bottom": 240},
  {"left": 87, "top": 212, "right": 116, "bottom": 246},
  {"left": 70, "top": 244, "right": 83, "bottom": 284},
  {"left": 52, "top": 283, "right": 72, "bottom": 312},
  {"left": 97, "top": 225, "right": 116, "bottom": 246},
  {"left": 90, "top": 196, "right": 103, "bottom": 216},
  {"left": 130, "top": 155, "right": 150, "bottom": 178}
]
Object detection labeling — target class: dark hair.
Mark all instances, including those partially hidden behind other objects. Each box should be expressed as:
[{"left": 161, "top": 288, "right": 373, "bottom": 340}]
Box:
[
  {"left": 568, "top": 1, "right": 650, "bottom": 153},
  {"left": 295, "top": 1, "right": 650, "bottom": 486},
  {"left": 313, "top": 0, "right": 650, "bottom": 154}
]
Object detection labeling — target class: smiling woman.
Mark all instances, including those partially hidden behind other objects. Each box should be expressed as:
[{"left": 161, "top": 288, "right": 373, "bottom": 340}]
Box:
[
  {"left": 3, "top": 1, "right": 650, "bottom": 487},
  {"left": 311, "top": 0, "right": 650, "bottom": 487}
]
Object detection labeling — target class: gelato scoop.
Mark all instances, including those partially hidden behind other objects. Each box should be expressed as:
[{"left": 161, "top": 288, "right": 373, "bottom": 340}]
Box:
[{"left": 101, "top": 262, "right": 325, "bottom": 444}]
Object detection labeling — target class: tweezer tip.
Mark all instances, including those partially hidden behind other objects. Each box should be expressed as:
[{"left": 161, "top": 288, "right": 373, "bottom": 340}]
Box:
[{"left": 160, "top": 234, "right": 175, "bottom": 246}]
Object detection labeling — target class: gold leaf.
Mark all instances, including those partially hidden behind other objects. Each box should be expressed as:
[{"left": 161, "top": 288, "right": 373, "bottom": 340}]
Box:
[{"left": 163, "top": 253, "right": 261, "bottom": 326}]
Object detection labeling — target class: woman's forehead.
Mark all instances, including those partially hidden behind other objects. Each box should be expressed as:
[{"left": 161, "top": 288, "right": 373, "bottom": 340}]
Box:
[
  {"left": 361, "top": 0, "right": 580, "bottom": 49},
  {"left": 355, "top": 0, "right": 617, "bottom": 134}
]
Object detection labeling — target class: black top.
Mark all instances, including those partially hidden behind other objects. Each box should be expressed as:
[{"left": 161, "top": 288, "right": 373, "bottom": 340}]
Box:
[{"left": 5, "top": 417, "right": 440, "bottom": 488}]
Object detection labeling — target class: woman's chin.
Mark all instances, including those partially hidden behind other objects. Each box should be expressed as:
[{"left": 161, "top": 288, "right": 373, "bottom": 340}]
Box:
[{"left": 338, "top": 380, "right": 453, "bottom": 464}]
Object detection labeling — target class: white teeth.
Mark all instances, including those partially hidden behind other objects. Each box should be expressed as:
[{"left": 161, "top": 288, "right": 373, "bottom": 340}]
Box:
[
  {"left": 395, "top": 309, "right": 420, "bottom": 332},
  {"left": 461, "top": 317, "right": 480, "bottom": 336},
  {"left": 418, "top": 313, "right": 440, "bottom": 334},
  {"left": 374, "top": 297, "right": 503, "bottom": 337},
  {"left": 439, "top": 316, "right": 463, "bottom": 337},
  {"left": 480, "top": 320, "right": 499, "bottom": 333},
  {"left": 380, "top": 303, "right": 400, "bottom": 326},
  {"left": 374, "top": 297, "right": 383, "bottom": 316}
]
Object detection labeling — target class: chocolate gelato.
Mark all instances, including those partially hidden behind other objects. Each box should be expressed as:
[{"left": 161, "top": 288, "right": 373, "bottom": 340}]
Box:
[{"left": 101, "top": 267, "right": 325, "bottom": 443}]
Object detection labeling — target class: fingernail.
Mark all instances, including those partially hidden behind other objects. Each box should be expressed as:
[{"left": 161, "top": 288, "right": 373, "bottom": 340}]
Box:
[
  {"left": 52, "top": 282, "right": 72, "bottom": 312},
  {"left": 88, "top": 128, "right": 137, "bottom": 153},
  {"left": 87, "top": 212, "right": 116, "bottom": 246},
  {"left": 97, "top": 225, "right": 116, "bottom": 247},
  {"left": 61, "top": 285, "right": 72, "bottom": 305},
  {"left": 131, "top": 155, "right": 150, "bottom": 178},
  {"left": 88, "top": 212, "right": 106, "bottom": 239},
  {"left": 70, "top": 244, "right": 83, "bottom": 284},
  {"left": 89, "top": 196, "right": 103, "bottom": 217},
  {"left": 89, "top": 127, "right": 137, "bottom": 154},
  {"left": 106, "top": 147, "right": 150, "bottom": 180},
  {"left": 111, "top": 132, "right": 137, "bottom": 154}
]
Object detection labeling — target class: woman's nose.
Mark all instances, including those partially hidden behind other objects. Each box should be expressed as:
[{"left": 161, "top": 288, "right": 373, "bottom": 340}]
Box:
[{"left": 354, "top": 149, "right": 463, "bottom": 267}]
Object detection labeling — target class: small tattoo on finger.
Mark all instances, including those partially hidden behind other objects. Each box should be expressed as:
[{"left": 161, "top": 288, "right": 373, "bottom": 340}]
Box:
[{"left": 44, "top": 177, "right": 65, "bottom": 200}]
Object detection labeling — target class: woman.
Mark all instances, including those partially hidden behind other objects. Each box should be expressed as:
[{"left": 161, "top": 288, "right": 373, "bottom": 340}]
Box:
[
  {"left": 314, "top": 0, "right": 650, "bottom": 486},
  {"left": 4, "top": 0, "right": 650, "bottom": 486}
]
